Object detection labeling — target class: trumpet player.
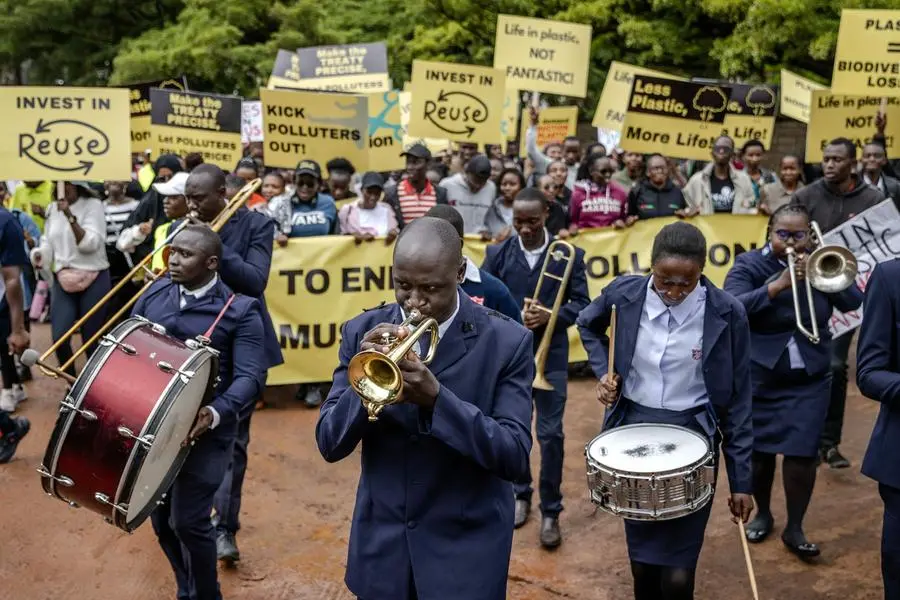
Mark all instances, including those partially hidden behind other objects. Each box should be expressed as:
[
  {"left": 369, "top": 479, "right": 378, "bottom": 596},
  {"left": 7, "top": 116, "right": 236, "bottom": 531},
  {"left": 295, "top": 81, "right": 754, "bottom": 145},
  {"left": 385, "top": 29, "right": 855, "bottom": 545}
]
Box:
[
  {"left": 724, "top": 204, "right": 863, "bottom": 559},
  {"left": 482, "top": 187, "right": 590, "bottom": 548},
  {"left": 316, "top": 217, "right": 534, "bottom": 600}
]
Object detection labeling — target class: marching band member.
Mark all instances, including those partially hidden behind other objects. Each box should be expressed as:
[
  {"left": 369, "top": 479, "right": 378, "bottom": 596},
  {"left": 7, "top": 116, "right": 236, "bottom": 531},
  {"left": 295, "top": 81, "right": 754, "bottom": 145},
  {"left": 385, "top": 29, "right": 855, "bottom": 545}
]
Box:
[
  {"left": 482, "top": 187, "right": 590, "bottom": 548},
  {"left": 316, "top": 217, "right": 534, "bottom": 600},
  {"left": 857, "top": 258, "right": 900, "bottom": 598},
  {"left": 577, "top": 221, "right": 753, "bottom": 600},
  {"left": 182, "top": 164, "right": 283, "bottom": 564},
  {"left": 724, "top": 204, "right": 863, "bottom": 558},
  {"left": 133, "top": 225, "right": 265, "bottom": 600}
]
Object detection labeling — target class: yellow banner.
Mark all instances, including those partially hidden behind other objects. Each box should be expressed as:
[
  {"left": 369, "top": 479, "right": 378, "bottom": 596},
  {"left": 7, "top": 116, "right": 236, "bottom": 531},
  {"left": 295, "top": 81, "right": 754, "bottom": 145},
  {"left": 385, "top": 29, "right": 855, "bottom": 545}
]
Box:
[
  {"left": 0, "top": 86, "right": 131, "bottom": 180},
  {"left": 494, "top": 14, "right": 592, "bottom": 98},
  {"left": 260, "top": 88, "right": 369, "bottom": 170},
  {"left": 518, "top": 106, "right": 578, "bottom": 158},
  {"left": 149, "top": 89, "right": 242, "bottom": 170},
  {"left": 367, "top": 90, "right": 404, "bottom": 172},
  {"left": 831, "top": 9, "right": 900, "bottom": 97},
  {"left": 806, "top": 91, "right": 900, "bottom": 162},
  {"left": 408, "top": 60, "right": 506, "bottom": 145},
  {"left": 592, "top": 61, "right": 686, "bottom": 131},
  {"left": 780, "top": 69, "right": 827, "bottom": 124},
  {"left": 722, "top": 83, "right": 778, "bottom": 150},
  {"left": 398, "top": 91, "right": 452, "bottom": 155},
  {"left": 266, "top": 214, "right": 768, "bottom": 384}
]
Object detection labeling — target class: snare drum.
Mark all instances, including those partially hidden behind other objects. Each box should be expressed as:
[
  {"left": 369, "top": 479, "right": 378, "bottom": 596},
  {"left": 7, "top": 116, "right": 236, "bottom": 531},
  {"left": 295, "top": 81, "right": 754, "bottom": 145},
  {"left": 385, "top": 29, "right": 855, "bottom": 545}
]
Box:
[
  {"left": 39, "top": 317, "right": 219, "bottom": 532},
  {"left": 585, "top": 423, "right": 714, "bottom": 521}
]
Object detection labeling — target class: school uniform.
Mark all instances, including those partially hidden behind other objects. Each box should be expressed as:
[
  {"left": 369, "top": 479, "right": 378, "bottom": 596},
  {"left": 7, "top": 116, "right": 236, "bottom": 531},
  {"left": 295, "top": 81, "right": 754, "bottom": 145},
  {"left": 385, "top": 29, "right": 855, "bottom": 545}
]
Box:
[
  {"left": 133, "top": 276, "right": 265, "bottom": 600},
  {"left": 577, "top": 274, "right": 753, "bottom": 568},
  {"left": 460, "top": 256, "right": 521, "bottom": 323},
  {"left": 724, "top": 247, "right": 863, "bottom": 457},
  {"left": 482, "top": 232, "right": 590, "bottom": 517},
  {"left": 856, "top": 259, "right": 900, "bottom": 599},
  {"left": 316, "top": 290, "right": 534, "bottom": 600}
]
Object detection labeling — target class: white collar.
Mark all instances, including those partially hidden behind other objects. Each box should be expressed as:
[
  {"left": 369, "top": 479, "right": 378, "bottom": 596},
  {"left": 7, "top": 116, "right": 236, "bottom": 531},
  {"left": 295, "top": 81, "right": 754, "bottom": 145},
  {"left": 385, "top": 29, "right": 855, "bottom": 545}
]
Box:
[
  {"left": 464, "top": 256, "right": 481, "bottom": 283},
  {"left": 400, "top": 291, "right": 461, "bottom": 342},
  {"left": 181, "top": 273, "right": 219, "bottom": 300},
  {"left": 644, "top": 276, "right": 706, "bottom": 325},
  {"left": 517, "top": 228, "right": 550, "bottom": 257},
  {"left": 864, "top": 173, "right": 884, "bottom": 189}
]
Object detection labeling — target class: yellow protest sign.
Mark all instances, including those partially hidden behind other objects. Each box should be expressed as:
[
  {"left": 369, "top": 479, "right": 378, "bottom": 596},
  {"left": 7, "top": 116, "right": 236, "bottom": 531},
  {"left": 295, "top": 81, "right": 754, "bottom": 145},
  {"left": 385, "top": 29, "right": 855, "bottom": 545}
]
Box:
[
  {"left": 398, "top": 91, "right": 452, "bottom": 155},
  {"left": 831, "top": 9, "right": 900, "bottom": 97},
  {"left": 806, "top": 91, "right": 900, "bottom": 162},
  {"left": 592, "top": 62, "right": 686, "bottom": 131},
  {"left": 502, "top": 89, "right": 520, "bottom": 141},
  {"left": 494, "top": 14, "right": 592, "bottom": 98},
  {"left": 149, "top": 89, "right": 242, "bottom": 170},
  {"left": 780, "top": 69, "right": 827, "bottom": 124},
  {"left": 722, "top": 83, "right": 778, "bottom": 150},
  {"left": 367, "top": 90, "right": 404, "bottom": 172},
  {"left": 620, "top": 75, "right": 731, "bottom": 161},
  {"left": 260, "top": 88, "right": 368, "bottom": 170},
  {"left": 0, "top": 87, "right": 130, "bottom": 180},
  {"left": 518, "top": 106, "right": 579, "bottom": 158},
  {"left": 407, "top": 60, "right": 506, "bottom": 145},
  {"left": 265, "top": 214, "right": 767, "bottom": 383},
  {"left": 129, "top": 78, "right": 187, "bottom": 154}
]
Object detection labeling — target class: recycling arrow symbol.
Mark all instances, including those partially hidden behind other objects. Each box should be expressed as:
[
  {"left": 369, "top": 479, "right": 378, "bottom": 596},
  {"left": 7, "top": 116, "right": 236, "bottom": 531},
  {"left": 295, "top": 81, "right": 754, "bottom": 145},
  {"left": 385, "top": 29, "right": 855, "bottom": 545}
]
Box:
[
  {"left": 423, "top": 90, "right": 489, "bottom": 138},
  {"left": 18, "top": 118, "right": 110, "bottom": 175}
]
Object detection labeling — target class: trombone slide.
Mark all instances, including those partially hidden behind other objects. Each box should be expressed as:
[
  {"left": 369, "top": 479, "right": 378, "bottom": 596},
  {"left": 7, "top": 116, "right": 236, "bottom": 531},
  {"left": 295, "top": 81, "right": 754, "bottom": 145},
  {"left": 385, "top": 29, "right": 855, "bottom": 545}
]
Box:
[{"left": 531, "top": 240, "right": 577, "bottom": 391}]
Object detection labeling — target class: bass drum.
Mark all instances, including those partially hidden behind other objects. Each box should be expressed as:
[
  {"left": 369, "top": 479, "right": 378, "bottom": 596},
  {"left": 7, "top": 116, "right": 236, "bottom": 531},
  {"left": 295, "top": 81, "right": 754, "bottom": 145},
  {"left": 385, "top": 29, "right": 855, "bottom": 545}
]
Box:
[{"left": 39, "top": 316, "right": 218, "bottom": 532}]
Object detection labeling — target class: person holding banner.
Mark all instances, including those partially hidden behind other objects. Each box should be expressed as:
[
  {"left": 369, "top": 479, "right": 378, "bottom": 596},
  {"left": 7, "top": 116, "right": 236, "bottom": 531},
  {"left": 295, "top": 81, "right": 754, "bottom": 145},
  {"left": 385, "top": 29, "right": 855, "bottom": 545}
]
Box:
[
  {"left": 482, "top": 188, "right": 590, "bottom": 548},
  {"left": 627, "top": 154, "right": 692, "bottom": 221},
  {"left": 569, "top": 155, "right": 631, "bottom": 230},
  {"left": 526, "top": 106, "right": 580, "bottom": 189},
  {"left": 856, "top": 258, "right": 900, "bottom": 599},
  {"left": 576, "top": 221, "right": 753, "bottom": 600},
  {"left": 682, "top": 135, "right": 756, "bottom": 215},
  {"left": 723, "top": 204, "right": 863, "bottom": 558},
  {"left": 759, "top": 155, "right": 804, "bottom": 215},
  {"left": 316, "top": 216, "right": 534, "bottom": 600}
]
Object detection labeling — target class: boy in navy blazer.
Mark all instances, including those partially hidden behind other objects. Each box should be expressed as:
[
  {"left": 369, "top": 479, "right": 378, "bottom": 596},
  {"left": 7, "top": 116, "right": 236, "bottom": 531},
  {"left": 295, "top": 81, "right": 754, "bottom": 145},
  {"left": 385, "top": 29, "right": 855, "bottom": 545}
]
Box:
[
  {"left": 133, "top": 225, "right": 265, "bottom": 600},
  {"left": 317, "top": 217, "right": 533, "bottom": 600},
  {"left": 857, "top": 258, "right": 900, "bottom": 598}
]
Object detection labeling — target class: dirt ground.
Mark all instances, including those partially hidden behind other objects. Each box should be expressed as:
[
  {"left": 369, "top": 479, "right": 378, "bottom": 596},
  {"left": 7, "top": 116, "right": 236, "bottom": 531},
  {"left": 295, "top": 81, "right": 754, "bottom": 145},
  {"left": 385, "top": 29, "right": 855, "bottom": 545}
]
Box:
[{"left": 0, "top": 324, "right": 885, "bottom": 600}]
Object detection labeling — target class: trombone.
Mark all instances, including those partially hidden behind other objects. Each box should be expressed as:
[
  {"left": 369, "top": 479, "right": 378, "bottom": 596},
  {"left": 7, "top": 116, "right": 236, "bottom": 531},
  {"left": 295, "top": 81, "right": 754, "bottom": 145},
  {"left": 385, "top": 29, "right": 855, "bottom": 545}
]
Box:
[
  {"left": 526, "top": 240, "right": 576, "bottom": 391},
  {"left": 37, "top": 178, "right": 263, "bottom": 378},
  {"left": 786, "top": 221, "right": 858, "bottom": 345},
  {"left": 348, "top": 310, "right": 439, "bottom": 421}
]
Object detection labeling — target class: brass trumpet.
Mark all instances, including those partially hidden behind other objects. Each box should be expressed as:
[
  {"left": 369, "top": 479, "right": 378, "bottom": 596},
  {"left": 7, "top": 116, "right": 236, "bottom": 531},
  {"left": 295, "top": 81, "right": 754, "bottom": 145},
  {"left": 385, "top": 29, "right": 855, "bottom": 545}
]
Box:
[
  {"left": 526, "top": 240, "right": 576, "bottom": 391},
  {"left": 786, "top": 220, "right": 857, "bottom": 344},
  {"left": 348, "top": 310, "right": 440, "bottom": 421}
]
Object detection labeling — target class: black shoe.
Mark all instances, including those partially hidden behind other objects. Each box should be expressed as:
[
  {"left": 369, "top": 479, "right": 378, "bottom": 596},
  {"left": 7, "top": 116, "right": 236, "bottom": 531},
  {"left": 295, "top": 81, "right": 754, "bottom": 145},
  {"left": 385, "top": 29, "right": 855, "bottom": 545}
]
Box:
[
  {"left": 0, "top": 417, "right": 30, "bottom": 464},
  {"left": 745, "top": 512, "right": 774, "bottom": 544},
  {"left": 540, "top": 516, "right": 561, "bottom": 549},
  {"left": 514, "top": 499, "right": 530, "bottom": 529},
  {"left": 16, "top": 365, "right": 32, "bottom": 383},
  {"left": 782, "top": 530, "right": 820, "bottom": 559},
  {"left": 216, "top": 532, "right": 240, "bottom": 564},
  {"left": 823, "top": 446, "right": 851, "bottom": 469},
  {"left": 303, "top": 386, "right": 323, "bottom": 408}
]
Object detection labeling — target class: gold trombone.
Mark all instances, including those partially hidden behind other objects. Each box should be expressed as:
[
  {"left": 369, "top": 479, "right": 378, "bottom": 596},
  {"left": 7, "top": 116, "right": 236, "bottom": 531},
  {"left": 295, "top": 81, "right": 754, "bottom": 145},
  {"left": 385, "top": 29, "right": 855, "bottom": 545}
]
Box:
[
  {"left": 37, "top": 178, "right": 263, "bottom": 378},
  {"left": 348, "top": 310, "right": 440, "bottom": 421},
  {"left": 526, "top": 239, "right": 576, "bottom": 391},
  {"left": 786, "top": 220, "right": 857, "bottom": 345}
]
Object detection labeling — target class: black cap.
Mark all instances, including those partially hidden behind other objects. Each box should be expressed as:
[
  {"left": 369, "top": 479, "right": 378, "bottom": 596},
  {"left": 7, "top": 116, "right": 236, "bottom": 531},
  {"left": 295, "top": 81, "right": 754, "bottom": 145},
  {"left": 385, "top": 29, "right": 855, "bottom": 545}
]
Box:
[
  {"left": 294, "top": 159, "right": 322, "bottom": 179},
  {"left": 465, "top": 154, "right": 492, "bottom": 179},
  {"left": 69, "top": 181, "right": 100, "bottom": 198},
  {"left": 360, "top": 172, "right": 385, "bottom": 190},
  {"left": 401, "top": 143, "right": 432, "bottom": 161}
]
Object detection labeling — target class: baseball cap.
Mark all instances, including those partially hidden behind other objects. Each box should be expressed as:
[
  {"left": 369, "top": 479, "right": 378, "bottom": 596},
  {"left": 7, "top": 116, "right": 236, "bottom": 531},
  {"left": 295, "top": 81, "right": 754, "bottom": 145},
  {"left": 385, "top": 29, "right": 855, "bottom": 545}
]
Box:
[
  {"left": 401, "top": 143, "right": 432, "bottom": 161},
  {"left": 465, "top": 154, "right": 492, "bottom": 179},
  {"left": 360, "top": 172, "right": 385, "bottom": 190},
  {"left": 152, "top": 171, "right": 190, "bottom": 196},
  {"left": 69, "top": 181, "right": 100, "bottom": 198},
  {"left": 294, "top": 159, "right": 322, "bottom": 179}
]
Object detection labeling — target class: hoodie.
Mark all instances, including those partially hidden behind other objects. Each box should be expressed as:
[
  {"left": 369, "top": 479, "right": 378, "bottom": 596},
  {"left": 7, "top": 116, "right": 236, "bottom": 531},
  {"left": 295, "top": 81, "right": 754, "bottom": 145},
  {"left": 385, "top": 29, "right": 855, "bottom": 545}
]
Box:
[{"left": 790, "top": 175, "right": 885, "bottom": 233}]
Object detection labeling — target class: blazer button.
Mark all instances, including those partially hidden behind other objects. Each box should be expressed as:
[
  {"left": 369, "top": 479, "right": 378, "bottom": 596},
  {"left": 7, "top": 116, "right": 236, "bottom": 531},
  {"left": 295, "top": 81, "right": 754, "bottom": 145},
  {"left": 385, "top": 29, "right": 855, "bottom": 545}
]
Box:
[
  {"left": 409, "top": 434, "right": 419, "bottom": 443},
  {"left": 407, "top": 520, "right": 417, "bottom": 529}
]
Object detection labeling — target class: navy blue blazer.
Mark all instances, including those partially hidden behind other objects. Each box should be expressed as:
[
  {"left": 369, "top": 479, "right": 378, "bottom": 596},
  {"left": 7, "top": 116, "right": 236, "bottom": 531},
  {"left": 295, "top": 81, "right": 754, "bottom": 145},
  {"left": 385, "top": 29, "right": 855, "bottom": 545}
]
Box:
[
  {"left": 576, "top": 274, "right": 754, "bottom": 494},
  {"left": 724, "top": 249, "right": 864, "bottom": 376},
  {"left": 316, "top": 290, "right": 533, "bottom": 600},
  {"left": 858, "top": 259, "right": 900, "bottom": 489},
  {"left": 461, "top": 267, "right": 522, "bottom": 323},
  {"left": 482, "top": 235, "right": 590, "bottom": 374},
  {"left": 132, "top": 277, "right": 266, "bottom": 431}
]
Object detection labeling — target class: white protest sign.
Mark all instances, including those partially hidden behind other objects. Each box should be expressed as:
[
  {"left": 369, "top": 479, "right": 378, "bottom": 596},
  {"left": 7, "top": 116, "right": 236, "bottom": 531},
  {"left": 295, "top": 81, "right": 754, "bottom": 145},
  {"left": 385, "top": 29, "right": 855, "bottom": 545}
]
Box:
[
  {"left": 823, "top": 199, "right": 900, "bottom": 338},
  {"left": 242, "top": 101, "right": 263, "bottom": 143}
]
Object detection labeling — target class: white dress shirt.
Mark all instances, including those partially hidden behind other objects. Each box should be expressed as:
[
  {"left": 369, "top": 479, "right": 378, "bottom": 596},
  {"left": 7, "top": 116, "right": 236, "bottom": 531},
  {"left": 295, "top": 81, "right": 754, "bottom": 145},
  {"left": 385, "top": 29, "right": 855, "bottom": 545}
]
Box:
[
  {"left": 179, "top": 274, "right": 222, "bottom": 429},
  {"left": 517, "top": 228, "right": 550, "bottom": 270},
  {"left": 623, "top": 279, "right": 709, "bottom": 411},
  {"left": 771, "top": 252, "right": 807, "bottom": 370},
  {"left": 464, "top": 256, "right": 481, "bottom": 283},
  {"left": 401, "top": 291, "right": 461, "bottom": 357}
]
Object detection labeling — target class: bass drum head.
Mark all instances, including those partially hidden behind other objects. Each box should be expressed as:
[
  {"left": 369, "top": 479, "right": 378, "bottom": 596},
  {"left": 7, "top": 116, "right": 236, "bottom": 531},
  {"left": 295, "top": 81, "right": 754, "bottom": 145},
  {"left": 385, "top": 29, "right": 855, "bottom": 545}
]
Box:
[
  {"left": 124, "top": 352, "right": 215, "bottom": 527},
  {"left": 587, "top": 424, "right": 708, "bottom": 474}
]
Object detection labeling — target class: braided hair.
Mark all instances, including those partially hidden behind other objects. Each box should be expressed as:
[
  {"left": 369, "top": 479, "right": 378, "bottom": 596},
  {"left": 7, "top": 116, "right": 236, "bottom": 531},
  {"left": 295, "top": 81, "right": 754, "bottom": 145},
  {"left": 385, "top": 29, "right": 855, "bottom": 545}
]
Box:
[{"left": 766, "top": 203, "right": 809, "bottom": 240}]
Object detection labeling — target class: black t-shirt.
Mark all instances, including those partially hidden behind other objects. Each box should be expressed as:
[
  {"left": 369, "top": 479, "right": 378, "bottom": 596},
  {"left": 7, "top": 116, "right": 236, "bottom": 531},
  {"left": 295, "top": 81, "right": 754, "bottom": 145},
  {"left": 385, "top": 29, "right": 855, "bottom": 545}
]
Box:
[
  {"left": 627, "top": 182, "right": 687, "bottom": 219},
  {"left": 710, "top": 174, "right": 735, "bottom": 213}
]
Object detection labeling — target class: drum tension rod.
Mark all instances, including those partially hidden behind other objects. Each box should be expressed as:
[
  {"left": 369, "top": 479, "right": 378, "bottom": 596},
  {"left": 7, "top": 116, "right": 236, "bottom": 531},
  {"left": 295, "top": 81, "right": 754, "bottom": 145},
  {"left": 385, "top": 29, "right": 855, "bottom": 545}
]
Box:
[
  {"left": 117, "top": 425, "right": 155, "bottom": 448},
  {"left": 36, "top": 465, "right": 74, "bottom": 488},
  {"left": 157, "top": 361, "right": 195, "bottom": 383},
  {"left": 59, "top": 396, "right": 97, "bottom": 421},
  {"left": 94, "top": 493, "right": 128, "bottom": 516},
  {"left": 99, "top": 335, "right": 137, "bottom": 356}
]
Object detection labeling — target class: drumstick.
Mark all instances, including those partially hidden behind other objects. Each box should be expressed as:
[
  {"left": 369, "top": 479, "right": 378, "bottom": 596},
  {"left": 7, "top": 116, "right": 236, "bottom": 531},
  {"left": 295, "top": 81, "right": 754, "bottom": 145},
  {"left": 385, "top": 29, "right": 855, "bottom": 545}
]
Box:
[
  {"left": 737, "top": 520, "right": 760, "bottom": 600},
  {"left": 607, "top": 305, "right": 617, "bottom": 380}
]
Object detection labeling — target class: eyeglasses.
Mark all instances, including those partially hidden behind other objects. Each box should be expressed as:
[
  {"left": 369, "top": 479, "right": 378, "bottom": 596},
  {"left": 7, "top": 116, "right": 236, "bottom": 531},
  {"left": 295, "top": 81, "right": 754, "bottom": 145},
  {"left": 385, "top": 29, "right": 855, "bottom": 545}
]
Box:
[
  {"left": 712, "top": 145, "right": 732, "bottom": 154},
  {"left": 296, "top": 180, "right": 318, "bottom": 189},
  {"left": 774, "top": 229, "right": 808, "bottom": 242}
]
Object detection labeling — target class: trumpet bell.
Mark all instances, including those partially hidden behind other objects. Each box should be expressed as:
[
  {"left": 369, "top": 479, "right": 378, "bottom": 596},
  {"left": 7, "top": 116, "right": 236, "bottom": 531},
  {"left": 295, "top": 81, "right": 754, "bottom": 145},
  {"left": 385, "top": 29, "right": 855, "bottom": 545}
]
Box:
[
  {"left": 807, "top": 246, "right": 858, "bottom": 293},
  {"left": 348, "top": 350, "right": 404, "bottom": 408}
]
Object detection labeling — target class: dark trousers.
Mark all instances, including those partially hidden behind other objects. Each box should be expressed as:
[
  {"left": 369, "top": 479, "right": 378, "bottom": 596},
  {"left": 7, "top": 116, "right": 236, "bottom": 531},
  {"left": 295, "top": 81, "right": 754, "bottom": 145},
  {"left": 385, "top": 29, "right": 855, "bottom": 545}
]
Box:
[
  {"left": 213, "top": 410, "right": 253, "bottom": 535},
  {"left": 514, "top": 369, "right": 567, "bottom": 517},
  {"left": 0, "top": 308, "right": 29, "bottom": 389},
  {"left": 821, "top": 330, "right": 855, "bottom": 448},
  {"left": 880, "top": 483, "right": 900, "bottom": 600},
  {"left": 153, "top": 431, "right": 233, "bottom": 600},
  {"left": 50, "top": 270, "right": 111, "bottom": 378}
]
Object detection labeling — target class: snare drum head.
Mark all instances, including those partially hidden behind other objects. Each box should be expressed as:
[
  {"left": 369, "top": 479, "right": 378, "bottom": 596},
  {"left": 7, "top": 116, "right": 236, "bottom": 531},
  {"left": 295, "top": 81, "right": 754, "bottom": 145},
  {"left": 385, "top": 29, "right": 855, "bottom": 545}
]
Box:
[
  {"left": 125, "top": 354, "right": 214, "bottom": 523},
  {"left": 587, "top": 424, "right": 708, "bottom": 474}
]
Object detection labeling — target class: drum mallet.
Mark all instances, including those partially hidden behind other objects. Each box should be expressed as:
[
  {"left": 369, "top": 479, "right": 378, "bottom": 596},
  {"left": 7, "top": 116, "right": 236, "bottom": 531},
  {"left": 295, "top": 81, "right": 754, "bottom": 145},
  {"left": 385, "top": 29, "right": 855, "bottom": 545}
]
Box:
[
  {"left": 607, "top": 305, "right": 617, "bottom": 380},
  {"left": 737, "top": 520, "right": 761, "bottom": 600},
  {"left": 21, "top": 349, "right": 76, "bottom": 385}
]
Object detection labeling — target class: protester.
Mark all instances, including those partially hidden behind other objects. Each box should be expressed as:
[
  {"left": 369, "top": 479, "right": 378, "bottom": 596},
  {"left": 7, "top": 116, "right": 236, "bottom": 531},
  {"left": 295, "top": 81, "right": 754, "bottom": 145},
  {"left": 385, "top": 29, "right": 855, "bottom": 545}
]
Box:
[
  {"left": 426, "top": 161, "right": 449, "bottom": 189},
  {"left": 861, "top": 142, "right": 900, "bottom": 207},
  {"left": 741, "top": 140, "right": 777, "bottom": 203},
  {"left": 234, "top": 157, "right": 266, "bottom": 208},
  {"left": 536, "top": 175, "right": 571, "bottom": 238},
  {"left": 489, "top": 157, "right": 504, "bottom": 186},
  {"left": 611, "top": 151, "right": 645, "bottom": 191},
  {"left": 260, "top": 172, "right": 287, "bottom": 202},
  {"left": 184, "top": 152, "right": 205, "bottom": 172},
  {"left": 457, "top": 142, "right": 478, "bottom": 167},
  {"left": 337, "top": 172, "right": 399, "bottom": 244},
  {"left": 120, "top": 153, "right": 184, "bottom": 264},
  {"left": 268, "top": 160, "right": 338, "bottom": 247},
  {"left": 326, "top": 158, "right": 357, "bottom": 203},
  {"left": 525, "top": 106, "right": 580, "bottom": 188},
  {"left": 102, "top": 181, "right": 140, "bottom": 321},
  {"left": 0, "top": 205, "right": 30, "bottom": 413},
  {"left": 440, "top": 154, "right": 496, "bottom": 235},
  {"left": 548, "top": 160, "right": 573, "bottom": 209},
  {"left": 569, "top": 155, "right": 631, "bottom": 229},
  {"left": 760, "top": 155, "right": 804, "bottom": 215},
  {"left": 384, "top": 144, "right": 448, "bottom": 227},
  {"left": 483, "top": 168, "right": 524, "bottom": 242},
  {"left": 627, "top": 154, "right": 692, "bottom": 220},
  {"left": 11, "top": 181, "right": 53, "bottom": 230},
  {"left": 582, "top": 142, "right": 606, "bottom": 159},
  {"left": 683, "top": 135, "right": 756, "bottom": 214}
]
